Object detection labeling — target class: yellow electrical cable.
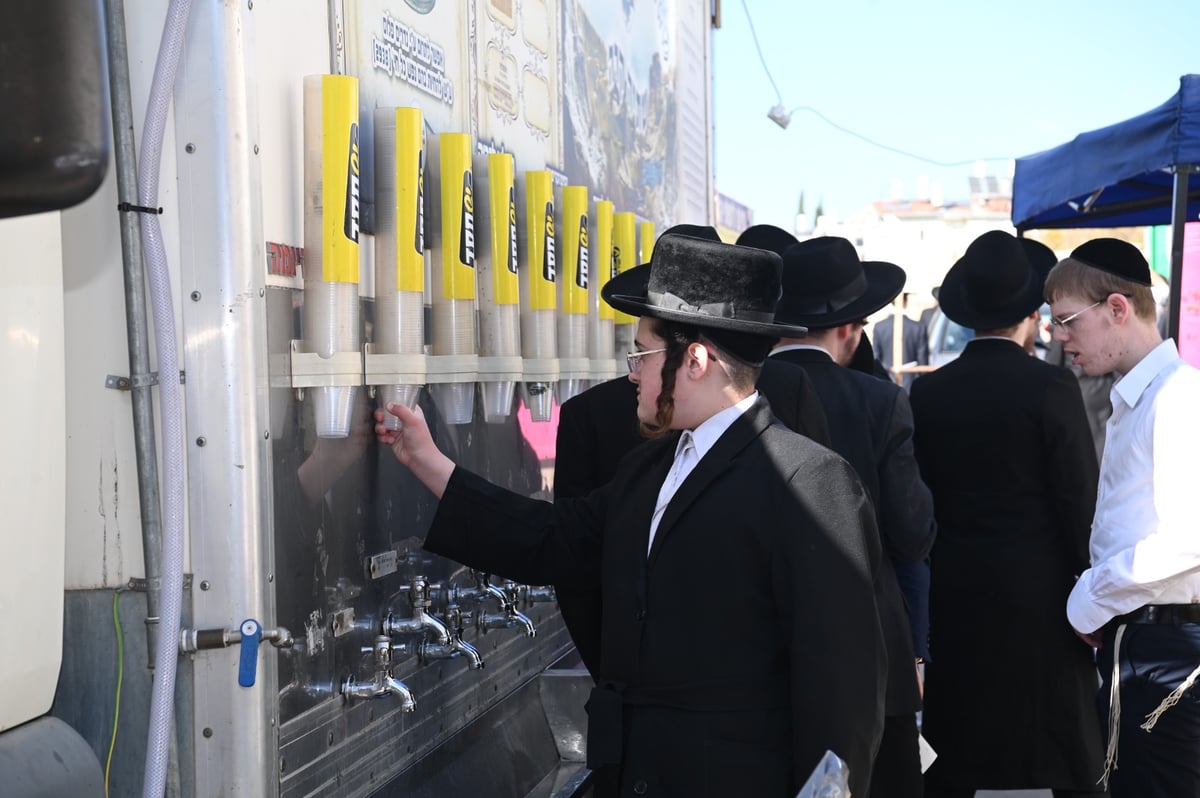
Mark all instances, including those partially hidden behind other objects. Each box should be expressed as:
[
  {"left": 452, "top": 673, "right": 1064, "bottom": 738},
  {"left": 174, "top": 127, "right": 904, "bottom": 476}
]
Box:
[{"left": 104, "top": 590, "right": 125, "bottom": 797}]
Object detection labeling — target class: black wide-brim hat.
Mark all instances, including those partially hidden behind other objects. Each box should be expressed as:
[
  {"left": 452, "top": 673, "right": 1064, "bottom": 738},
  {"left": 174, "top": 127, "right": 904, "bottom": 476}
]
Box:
[
  {"left": 601, "top": 226, "right": 808, "bottom": 338},
  {"left": 939, "top": 230, "right": 1046, "bottom": 330},
  {"left": 774, "top": 236, "right": 906, "bottom": 329},
  {"left": 1019, "top": 237, "right": 1058, "bottom": 277},
  {"left": 735, "top": 223, "right": 800, "bottom": 255}
]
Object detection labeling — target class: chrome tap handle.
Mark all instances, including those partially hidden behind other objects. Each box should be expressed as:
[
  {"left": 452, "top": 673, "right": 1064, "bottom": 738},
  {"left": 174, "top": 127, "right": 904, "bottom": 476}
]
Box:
[
  {"left": 445, "top": 602, "right": 465, "bottom": 636},
  {"left": 524, "top": 585, "right": 557, "bottom": 606}
]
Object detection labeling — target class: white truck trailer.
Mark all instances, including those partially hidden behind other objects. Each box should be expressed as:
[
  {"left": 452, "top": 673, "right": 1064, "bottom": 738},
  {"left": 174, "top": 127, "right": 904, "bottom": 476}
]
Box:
[{"left": 0, "top": 0, "right": 716, "bottom": 795}]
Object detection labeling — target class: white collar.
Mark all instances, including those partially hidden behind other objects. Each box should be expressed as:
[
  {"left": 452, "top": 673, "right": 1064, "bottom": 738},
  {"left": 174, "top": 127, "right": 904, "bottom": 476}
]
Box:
[
  {"left": 688, "top": 392, "right": 758, "bottom": 459},
  {"left": 772, "top": 342, "right": 834, "bottom": 359},
  {"left": 1113, "top": 338, "right": 1179, "bottom": 410}
]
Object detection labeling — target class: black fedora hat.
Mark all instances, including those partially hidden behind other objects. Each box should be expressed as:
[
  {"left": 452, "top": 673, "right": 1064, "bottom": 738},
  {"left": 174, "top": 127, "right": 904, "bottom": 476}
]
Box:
[
  {"left": 773, "top": 237, "right": 906, "bottom": 329},
  {"left": 602, "top": 227, "right": 808, "bottom": 339},
  {"left": 735, "top": 223, "right": 799, "bottom": 255},
  {"left": 1019, "top": 237, "right": 1058, "bottom": 277},
  {"left": 939, "top": 230, "right": 1046, "bottom": 330},
  {"left": 601, "top": 223, "right": 721, "bottom": 299}
]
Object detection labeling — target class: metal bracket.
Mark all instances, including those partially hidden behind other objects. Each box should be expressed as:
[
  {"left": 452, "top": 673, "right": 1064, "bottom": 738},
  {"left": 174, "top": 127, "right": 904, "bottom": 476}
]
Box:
[
  {"left": 128, "top": 573, "right": 194, "bottom": 592},
  {"left": 105, "top": 370, "right": 186, "bottom": 391}
]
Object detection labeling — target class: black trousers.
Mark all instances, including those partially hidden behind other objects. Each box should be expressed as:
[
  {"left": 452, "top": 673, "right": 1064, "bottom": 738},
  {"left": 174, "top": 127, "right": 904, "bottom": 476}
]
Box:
[
  {"left": 1098, "top": 621, "right": 1200, "bottom": 798},
  {"left": 867, "top": 713, "right": 922, "bottom": 798}
]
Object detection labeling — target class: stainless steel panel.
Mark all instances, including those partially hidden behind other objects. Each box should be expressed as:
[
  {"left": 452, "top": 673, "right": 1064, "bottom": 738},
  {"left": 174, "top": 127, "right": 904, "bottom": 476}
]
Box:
[
  {"left": 174, "top": 4, "right": 277, "bottom": 795},
  {"left": 269, "top": 287, "right": 578, "bottom": 796}
]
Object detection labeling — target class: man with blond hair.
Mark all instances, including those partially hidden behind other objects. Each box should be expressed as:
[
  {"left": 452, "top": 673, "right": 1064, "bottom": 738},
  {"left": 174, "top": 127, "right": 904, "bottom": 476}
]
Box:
[{"left": 1046, "top": 237, "right": 1200, "bottom": 797}]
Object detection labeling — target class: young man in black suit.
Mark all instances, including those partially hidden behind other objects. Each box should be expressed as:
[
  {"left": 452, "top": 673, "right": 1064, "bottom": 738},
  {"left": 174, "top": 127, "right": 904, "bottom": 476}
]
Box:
[
  {"left": 767, "top": 235, "right": 936, "bottom": 798},
  {"left": 552, "top": 226, "right": 833, "bottom": 679},
  {"left": 910, "top": 230, "right": 1105, "bottom": 798},
  {"left": 376, "top": 230, "right": 886, "bottom": 797}
]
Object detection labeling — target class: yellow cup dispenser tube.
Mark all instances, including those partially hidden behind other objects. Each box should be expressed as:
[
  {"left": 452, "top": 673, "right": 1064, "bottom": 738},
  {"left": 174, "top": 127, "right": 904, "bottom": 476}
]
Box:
[
  {"left": 612, "top": 211, "right": 638, "bottom": 370},
  {"left": 517, "top": 170, "right": 559, "bottom": 422},
  {"left": 296, "top": 74, "right": 363, "bottom": 438},
  {"left": 640, "top": 220, "right": 656, "bottom": 263},
  {"left": 426, "top": 132, "right": 480, "bottom": 425},
  {"left": 473, "top": 152, "right": 523, "bottom": 423},
  {"left": 588, "top": 199, "right": 617, "bottom": 384},
  {"left": 367, "top": 107, "right": 427, "bottom": 430},
  {"left": 556, "top": 185, "right": 591, "bottom": 403}
]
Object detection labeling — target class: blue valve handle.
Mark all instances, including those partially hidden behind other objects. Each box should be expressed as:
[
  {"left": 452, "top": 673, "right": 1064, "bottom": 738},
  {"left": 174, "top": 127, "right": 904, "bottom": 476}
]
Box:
[{"left": 237, "top": 619, "right": 262, "bottom": 687}]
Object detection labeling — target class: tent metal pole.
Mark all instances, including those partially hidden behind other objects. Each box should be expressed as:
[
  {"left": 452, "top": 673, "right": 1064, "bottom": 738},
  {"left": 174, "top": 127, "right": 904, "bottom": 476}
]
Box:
[{"left": 1168, "top": 166, "right": 1197, "bottom": 342}]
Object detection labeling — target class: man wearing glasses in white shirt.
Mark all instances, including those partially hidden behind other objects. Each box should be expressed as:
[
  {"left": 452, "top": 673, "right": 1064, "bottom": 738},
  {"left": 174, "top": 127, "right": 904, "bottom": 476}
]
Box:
[{"left": 1046, "top": 237, "right": 1200, "bottom": 798}]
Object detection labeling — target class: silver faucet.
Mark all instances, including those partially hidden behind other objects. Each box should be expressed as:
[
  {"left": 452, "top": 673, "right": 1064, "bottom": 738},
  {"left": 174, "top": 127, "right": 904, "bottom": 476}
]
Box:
[
  {"left": 383, "top": 577, "right": 451, "bottom": 646},
  {"left": 341, "top": 635, "right": 416, "bottom": 711},
  {"left": 420, "top": 603, "right": 485, "bottom": 669},
  {"left": 471, "top": 573, "right": 537, "bottom": 639}
]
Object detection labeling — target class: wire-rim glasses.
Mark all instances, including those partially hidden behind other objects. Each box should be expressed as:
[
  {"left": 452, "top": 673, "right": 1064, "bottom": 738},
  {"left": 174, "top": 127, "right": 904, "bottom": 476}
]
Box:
[
  {"left": 1050, "top": 300, "right": 1103, "bottom": 330},
  {"left": 625, "top": 348, "right": 669, "bottom": 373}
]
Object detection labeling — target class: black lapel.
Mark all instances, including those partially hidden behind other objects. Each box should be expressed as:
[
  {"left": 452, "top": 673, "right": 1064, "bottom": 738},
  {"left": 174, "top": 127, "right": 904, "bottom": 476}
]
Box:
[
  {"left": 646, "top": 398, "right": 773, "bottom": 567},
  {"left": 608, "top": 434, "right": 678, "bottom": 564}
]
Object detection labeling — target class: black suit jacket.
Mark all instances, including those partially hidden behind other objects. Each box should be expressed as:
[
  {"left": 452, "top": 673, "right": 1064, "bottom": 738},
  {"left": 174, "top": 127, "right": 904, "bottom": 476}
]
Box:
[
  {"left": 754, "top": 359, "right": 832, "bottom": 447},
  {"left": 554, "top": 373, "right": 832, "bottom": 676},
  {"left": 554, "top": 377, "right": 645, "bottom": 503},
  {"left": 909, "top": 338, "right": 1103, "bottom": 787},
  {"left": 434, "top": 398, "right": 885, "bottom": 797},
  {"left": 553, "top": 377, "right": 644, "bottom": 674},
  {"left": 771, "top": 347, "right": 935, "bottom": 714}
]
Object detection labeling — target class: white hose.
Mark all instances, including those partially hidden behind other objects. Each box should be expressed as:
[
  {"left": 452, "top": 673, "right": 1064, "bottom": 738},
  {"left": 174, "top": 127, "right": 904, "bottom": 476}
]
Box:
[{"left": 137, "top": 0, "right": 193, "bottom": 795}]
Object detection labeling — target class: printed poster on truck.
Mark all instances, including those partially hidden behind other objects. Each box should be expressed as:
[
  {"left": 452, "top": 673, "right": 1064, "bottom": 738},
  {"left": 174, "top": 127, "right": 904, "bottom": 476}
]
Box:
[{"left": 337, "top": 0, "right": 710, "bottom": 233}]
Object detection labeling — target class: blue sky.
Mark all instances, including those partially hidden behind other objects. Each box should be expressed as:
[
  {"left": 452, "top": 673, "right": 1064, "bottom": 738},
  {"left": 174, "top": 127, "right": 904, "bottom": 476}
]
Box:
[{"left": 712, "top": 0, "right": 1200, "bottom": 229}]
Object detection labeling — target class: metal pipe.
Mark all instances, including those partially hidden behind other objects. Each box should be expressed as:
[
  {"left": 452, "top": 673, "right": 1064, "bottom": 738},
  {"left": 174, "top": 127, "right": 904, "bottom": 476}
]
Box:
[
  {"left": 103, "top": 0, "right": 165, "bottom": 677},
  {"left": 104, "top": 3, "right": 180, "bottom": 796},
  {"left": 1168, "top": 167, "right": 1193, "bottom": 343},
  {"left": 179, "top": 625, "right": 294, "bottom": 653}
]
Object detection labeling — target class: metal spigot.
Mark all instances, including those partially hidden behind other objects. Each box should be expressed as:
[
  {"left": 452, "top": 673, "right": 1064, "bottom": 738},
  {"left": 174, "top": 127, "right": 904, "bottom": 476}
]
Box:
[
  {"left": 340, "top": 635, "right": 416, "bottom": 711},
  {"left": 476, "top": 578, "right": 537, "bottom": 639},
  {"left": 420, "top": 602, "right": 484, "bottom": 669},
  {"left": 383, "top": 577, "right": 451, "bottom": 646}
]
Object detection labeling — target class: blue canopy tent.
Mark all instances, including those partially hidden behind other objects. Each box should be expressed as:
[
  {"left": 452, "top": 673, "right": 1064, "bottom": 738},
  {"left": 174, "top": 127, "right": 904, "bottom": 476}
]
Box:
[{"left": 1012, "top": 74, "right": 1200, "bottom": 339}]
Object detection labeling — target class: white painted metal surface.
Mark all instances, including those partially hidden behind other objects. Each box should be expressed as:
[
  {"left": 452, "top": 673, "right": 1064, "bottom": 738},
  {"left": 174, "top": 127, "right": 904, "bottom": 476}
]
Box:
[{"left": 0, "top": 213, "right": 66, "bottom": 730}]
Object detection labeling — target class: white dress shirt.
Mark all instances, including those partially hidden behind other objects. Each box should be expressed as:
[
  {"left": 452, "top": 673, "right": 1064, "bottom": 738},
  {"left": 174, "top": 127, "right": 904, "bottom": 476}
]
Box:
[
  {"left": 1067, "top": 339, "right": 1200, "bottom": 633},
  {"left": 647, "top": 392, "right": 758, "bottom": 552},
  {"left": 772, "top": 342, "right": 835, "bottom": 358}
]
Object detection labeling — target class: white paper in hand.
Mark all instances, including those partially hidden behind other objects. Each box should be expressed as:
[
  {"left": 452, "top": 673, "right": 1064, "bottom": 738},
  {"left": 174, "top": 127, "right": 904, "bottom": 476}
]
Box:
[{"left": 918, "top": 731, "right": 938, "bottom": 773}]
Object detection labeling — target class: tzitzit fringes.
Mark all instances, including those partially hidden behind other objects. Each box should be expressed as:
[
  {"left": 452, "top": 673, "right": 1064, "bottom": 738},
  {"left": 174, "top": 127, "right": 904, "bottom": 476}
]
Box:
[
  {"left": 1099, "top": 623, "right": 1127, "bottom": 790},
  {"left": 1141, "top": 661, "right": 1200, "bottom": 731}
]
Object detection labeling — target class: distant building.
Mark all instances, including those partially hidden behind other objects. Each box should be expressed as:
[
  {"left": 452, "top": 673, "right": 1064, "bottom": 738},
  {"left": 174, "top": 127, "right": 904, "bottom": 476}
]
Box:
[{"left": 814, "top": 172, "right": 1015, "bottom": 314}]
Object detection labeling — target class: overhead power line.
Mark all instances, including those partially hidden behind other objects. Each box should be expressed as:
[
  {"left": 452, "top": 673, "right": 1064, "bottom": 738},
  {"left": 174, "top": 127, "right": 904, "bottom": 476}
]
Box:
[{"left": 739, "top": 0, "right": 1011, "bottom": 169}]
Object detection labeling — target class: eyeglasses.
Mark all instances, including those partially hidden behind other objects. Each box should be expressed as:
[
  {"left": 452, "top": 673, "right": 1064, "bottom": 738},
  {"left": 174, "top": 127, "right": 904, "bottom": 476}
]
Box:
[
  {"left": 1050, "top": 301, "right": 1103, "bottom": 330},
  {"left": 625, "top": 348, "right": 668, "bottom": 373}
]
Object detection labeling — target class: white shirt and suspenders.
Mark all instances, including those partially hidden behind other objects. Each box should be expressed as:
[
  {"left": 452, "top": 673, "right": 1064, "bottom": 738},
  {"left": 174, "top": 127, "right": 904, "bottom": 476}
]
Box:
[
  {"left": 1065, "top": 339, "right": 1200, "bottom": 783},
  {"left": 1066, "top": 339, "right": 1200, "bottom": 634}
]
